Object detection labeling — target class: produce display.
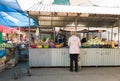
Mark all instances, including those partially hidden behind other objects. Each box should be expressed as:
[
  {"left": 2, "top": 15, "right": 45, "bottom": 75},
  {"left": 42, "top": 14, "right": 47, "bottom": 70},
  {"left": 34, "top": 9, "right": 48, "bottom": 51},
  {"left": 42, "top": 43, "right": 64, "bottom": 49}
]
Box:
[
  {"left": 82, "top": 37, "right": 104, "bottom": 48},
  {"left": 30, "top": 37, "right": 63, "bottom": 48},
  {"left": 0, "top": 43, "right": 13, "bottom": 48},
  {"left": 37, "top": 45, "right": 42, "bottom": 48},
  {"left": 0, "top": 47, "right": 17, "bottom": 71},
  {"left": 0, "top": 56, "right": 6, "bottom": 72},
  {"left": 49, "top": 41, "right": 55, "bottom": 48}
]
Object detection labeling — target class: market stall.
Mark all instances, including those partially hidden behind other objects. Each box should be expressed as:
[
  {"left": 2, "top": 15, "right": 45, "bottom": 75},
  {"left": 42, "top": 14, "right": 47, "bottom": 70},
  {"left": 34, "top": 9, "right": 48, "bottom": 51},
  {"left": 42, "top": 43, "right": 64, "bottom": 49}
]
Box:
[
  {"left": 26, "top": 4, "right": 120, "bottom": 67},
  {"left": 0, "top": 48, "right": 6, "bottom": 72}
]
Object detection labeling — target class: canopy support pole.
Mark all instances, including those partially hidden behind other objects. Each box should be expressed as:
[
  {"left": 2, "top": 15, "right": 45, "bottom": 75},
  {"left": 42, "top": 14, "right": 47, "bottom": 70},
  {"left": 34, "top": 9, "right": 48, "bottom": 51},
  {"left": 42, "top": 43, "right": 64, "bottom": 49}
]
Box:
[
  {"left": 18, "top": 27, "right": 20, "bottom": 43},
  {"left": 51, "top": 13, "right": 55, "bottom": 41},
  {"left": 27, "top": 11, "right": 31, "bottom": 48},
  {"left": 87, "top": 26, "right": 89, "bottom": 40},
  {"left": 75, "top": 16, "right": 78, "bottom": 32},
  {"left": 118, "top": 17, "right": 120, "bottom": 48},
  {"left": 111, "top": 25, "right": 113, "bottom": 41}
]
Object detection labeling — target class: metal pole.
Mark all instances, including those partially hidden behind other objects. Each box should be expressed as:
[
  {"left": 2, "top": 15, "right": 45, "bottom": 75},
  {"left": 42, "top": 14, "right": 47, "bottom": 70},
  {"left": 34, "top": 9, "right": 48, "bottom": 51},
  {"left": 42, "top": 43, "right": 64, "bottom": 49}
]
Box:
[
  {"left": 40, "top": 26, "right": 41, "bottom": 39},
  {"left": 111, "top": 25, "right": 113, "bottom": 41},
  {"left": 18, "top": 27, "right": 20, "bottom": 43},
  {"left": 108, "top": 31, "right": 109, "bottom": 41},
  {"left": 100, "top": 33, "right": 101, "bottom": 39},
  {"left": 51, "top": 13, "right": 54, "bottom": 41},
  {"left": 118, "top": 17, "right": 120, "bottom": 48},
  {"left": 27, "top": 11, "right": 31, "bottom": 48},
  {"left": 87, "top": 26, "right": 89, "bottom": 40},
  {"left": 75, "top": 17, "right": 77, "bottom": 32}
]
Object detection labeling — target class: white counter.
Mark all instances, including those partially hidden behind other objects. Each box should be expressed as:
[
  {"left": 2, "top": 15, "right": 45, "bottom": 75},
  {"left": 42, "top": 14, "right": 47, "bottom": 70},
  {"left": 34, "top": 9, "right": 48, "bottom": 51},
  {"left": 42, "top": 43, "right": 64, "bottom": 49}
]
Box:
[{"left": 29, "top": 48, "right": 120, "bottom": 67}]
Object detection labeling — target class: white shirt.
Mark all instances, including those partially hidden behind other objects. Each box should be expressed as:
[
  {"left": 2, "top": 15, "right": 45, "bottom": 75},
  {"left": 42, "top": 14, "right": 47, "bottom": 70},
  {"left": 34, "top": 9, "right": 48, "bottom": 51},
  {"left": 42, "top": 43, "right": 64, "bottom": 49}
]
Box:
[{"left": 68, "top": 35, "right": 81, "bottom": 54}]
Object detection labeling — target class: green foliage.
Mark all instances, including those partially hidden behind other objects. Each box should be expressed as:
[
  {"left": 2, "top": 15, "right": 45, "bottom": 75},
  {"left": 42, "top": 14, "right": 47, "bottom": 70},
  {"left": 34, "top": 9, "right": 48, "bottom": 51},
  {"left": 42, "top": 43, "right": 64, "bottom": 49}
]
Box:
[
  {"left": 43, "top": 36, "right": 46, "bottom": 42},
  {"left": 50, "top": 34, "right": 54, "bottom": 40}
]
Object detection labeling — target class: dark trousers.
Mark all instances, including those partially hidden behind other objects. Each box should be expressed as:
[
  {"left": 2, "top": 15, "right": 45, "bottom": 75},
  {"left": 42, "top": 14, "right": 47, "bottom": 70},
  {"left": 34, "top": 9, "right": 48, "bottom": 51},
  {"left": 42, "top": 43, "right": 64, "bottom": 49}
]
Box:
[{"left": 69, "top": 54, "right": 79, "bottom": 71}]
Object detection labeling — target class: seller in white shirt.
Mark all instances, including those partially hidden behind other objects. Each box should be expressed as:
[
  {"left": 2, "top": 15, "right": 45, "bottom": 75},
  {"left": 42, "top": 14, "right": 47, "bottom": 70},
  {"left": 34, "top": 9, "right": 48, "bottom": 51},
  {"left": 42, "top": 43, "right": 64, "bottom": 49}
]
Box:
[{"left": 68, "top": 31, "right": 81, "bottom": 72}]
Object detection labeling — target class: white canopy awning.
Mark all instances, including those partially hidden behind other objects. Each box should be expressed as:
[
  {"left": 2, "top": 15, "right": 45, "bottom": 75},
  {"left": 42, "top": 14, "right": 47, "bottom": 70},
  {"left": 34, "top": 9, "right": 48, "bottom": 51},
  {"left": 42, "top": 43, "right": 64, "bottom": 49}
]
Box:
[
  {"left": 26, "top": 4, "right": 120, "bottom": 28},
  {"left": 27, "top": 4, "right": 120, "bottom": 15}
]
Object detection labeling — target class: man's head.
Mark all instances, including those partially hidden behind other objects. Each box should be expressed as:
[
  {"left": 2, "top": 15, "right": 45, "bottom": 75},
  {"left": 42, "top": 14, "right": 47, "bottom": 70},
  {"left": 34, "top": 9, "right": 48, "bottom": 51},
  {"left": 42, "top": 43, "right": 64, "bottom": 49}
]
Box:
[{"left": 70, "top": 31, "right": 76, "bottom": 35}]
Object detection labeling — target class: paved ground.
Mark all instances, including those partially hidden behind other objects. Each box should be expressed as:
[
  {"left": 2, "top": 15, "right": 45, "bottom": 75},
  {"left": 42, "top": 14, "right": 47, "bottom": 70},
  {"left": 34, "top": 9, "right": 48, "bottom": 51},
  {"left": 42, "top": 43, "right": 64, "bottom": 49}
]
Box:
[{"left": 1, "top": 63, "right": 120, "bottom": 81}]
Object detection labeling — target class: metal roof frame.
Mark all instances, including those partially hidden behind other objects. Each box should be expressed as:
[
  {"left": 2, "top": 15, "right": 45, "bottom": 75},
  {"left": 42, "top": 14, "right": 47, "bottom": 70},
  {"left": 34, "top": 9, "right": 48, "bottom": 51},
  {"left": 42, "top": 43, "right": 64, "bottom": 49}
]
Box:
[{"left": 26, "top": 4, "right": 120, "bottom": 30}]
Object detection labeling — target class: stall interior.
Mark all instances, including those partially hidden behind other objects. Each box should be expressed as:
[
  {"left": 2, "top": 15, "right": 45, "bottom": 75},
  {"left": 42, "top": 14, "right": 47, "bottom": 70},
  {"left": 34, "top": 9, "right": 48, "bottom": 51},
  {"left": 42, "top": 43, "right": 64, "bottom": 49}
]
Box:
[
  {"left": 21, "top": 26, "right": 118, "bottom": 48},
  {"left": 25, "top": 8, "right": 120, "bottom": 48}
]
